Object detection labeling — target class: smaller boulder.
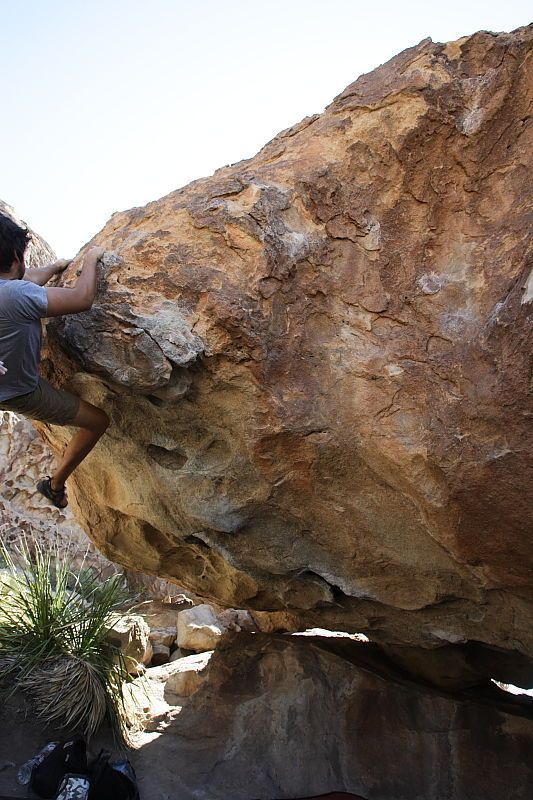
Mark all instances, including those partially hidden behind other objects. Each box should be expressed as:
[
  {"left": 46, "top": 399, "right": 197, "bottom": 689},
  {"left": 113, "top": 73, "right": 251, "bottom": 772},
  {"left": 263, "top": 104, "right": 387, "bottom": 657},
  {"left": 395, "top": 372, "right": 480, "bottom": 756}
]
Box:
[
  {"left": 149, "top": 627, "right": 177, "bottom": 648},
  {"left": 177, "top": 604, "right": 223, "bottom": 652},
  {"left": 106, "top": 614, "right": 153, "bottom": 673},
  {"left": 165, "top": 652, "right": 213, "bottom": 696},
  {"left": 217, "top": 608, "right": 256, "bottom": 632}
]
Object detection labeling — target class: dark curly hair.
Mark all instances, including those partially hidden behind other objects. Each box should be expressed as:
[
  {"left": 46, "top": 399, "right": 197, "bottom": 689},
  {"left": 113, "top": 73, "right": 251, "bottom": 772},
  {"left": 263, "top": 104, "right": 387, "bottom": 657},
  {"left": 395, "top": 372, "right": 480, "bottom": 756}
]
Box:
[{"left": 0, "top": 211, "right": 31, "bottom": 272}]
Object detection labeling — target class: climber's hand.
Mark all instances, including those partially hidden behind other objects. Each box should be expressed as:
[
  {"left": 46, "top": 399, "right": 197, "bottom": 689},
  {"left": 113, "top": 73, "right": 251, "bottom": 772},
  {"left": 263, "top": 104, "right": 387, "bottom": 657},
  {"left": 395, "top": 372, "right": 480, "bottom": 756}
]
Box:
[
  {"left": 77, "top": 246, "right": 105, "bottom": 275},
  {"left": 88, "top": 246, "right": 105, "bottom": 262},
  {"left": 0, "top": 360, "right": 7, "bottom": 376},
  {"left": 52, "top": 258, "right": 73, "bottom": 274}
]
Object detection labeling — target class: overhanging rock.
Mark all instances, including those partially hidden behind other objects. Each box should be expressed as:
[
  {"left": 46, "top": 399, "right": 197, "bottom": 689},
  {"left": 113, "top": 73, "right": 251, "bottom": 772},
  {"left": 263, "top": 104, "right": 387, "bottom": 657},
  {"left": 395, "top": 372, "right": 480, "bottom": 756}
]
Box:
[{"left": 41, "top": 26, "right": 533, "bottom": 678}]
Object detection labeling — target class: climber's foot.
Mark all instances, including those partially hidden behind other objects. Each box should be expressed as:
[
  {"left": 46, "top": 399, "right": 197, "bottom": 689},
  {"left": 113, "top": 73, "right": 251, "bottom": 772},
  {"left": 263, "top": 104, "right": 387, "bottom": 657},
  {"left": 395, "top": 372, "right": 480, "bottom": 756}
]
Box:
[{"left": 36, "top": 476, "right": 68, "bottom": 509}]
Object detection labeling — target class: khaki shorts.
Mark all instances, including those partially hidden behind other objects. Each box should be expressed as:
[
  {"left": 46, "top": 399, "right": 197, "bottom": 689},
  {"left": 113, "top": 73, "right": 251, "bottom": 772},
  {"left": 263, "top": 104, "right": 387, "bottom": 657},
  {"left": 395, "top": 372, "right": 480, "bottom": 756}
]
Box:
[{"left": 0, "top": 377, "right": 80, "bottom": 426}]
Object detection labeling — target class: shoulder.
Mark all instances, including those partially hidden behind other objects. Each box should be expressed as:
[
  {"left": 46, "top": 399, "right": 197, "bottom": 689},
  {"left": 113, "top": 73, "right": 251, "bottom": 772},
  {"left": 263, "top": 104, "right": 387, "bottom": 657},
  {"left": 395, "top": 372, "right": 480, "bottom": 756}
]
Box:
[
  {"left": 0, "top": 279, "right": 34, "bottom": 295},
  {"left": 8, "top": 280, "right": 46, "bottom": 302},
  {"left": 1, "top": 280, "right": 47, "bottom": 319},
  {"left": 0, "top": 279, "right": 16, "bottom": 308},
  {"left": 18, "top": 279, "right": 46, "bottom": 295}
]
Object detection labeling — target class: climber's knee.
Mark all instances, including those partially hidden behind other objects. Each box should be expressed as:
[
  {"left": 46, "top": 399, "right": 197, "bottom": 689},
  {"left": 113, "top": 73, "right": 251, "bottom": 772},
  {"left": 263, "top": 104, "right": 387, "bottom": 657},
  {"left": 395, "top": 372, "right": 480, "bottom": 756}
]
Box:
[{"left": 71, "top": 399, "right": 110, "bottom": 436}]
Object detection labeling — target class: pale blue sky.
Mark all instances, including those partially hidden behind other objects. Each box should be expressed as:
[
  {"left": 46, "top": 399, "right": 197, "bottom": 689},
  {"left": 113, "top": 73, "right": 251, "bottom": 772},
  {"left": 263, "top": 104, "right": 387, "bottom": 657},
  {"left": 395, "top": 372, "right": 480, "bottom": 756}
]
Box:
[{"left": 1, "top": 0, "right": 531, "bottom": 255}]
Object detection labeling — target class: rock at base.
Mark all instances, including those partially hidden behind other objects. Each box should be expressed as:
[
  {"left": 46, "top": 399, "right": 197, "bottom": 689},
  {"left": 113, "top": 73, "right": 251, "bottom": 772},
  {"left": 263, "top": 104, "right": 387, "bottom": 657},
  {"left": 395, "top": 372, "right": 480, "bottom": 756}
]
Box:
[
  {"left": 162, "top": 632, "right": 533, "bottom": 800},
  {"left": 165, "top": 651, "right": 213, "bottom": 697}
]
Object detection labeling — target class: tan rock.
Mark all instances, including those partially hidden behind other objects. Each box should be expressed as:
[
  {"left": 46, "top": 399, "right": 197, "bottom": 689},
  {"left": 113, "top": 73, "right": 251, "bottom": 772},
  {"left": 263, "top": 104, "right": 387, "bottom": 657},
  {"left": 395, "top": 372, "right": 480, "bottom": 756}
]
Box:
[
  {"left": 177, "top": 604, "right": 223, "bottom": 652},
  {"left": 106, "top": 614, "right": 153, "bottom": 672},
  {"left": 149, "top": 627, "right": 177, "bottom": 648},
  {"left": 42, "top": 28, "right": 533, "bottom": 673},
  {"left": 164, "top": 651, "right": 212, "bottom": 697}
]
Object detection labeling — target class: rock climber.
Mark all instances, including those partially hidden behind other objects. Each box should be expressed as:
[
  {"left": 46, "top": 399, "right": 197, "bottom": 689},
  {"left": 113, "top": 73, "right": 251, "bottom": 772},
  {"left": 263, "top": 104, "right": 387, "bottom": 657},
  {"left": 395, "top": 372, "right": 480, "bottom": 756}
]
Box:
[{"left": 0, "top": 211, "right": 109, "bottom": 509}]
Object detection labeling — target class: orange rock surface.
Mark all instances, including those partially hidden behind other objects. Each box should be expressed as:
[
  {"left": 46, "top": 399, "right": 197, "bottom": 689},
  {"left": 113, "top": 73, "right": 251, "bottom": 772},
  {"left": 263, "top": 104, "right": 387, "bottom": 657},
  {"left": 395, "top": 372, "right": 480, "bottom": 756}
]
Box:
[{"left": 43, "top": 27, "right": 532, "bottom": 665}]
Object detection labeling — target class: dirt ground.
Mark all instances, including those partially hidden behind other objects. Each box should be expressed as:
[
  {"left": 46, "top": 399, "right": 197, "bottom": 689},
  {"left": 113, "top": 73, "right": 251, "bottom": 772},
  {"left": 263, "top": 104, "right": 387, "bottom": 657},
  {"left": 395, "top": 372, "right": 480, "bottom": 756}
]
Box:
[{"left": 0, "top": 690, "right": 187, "bottom": 800}]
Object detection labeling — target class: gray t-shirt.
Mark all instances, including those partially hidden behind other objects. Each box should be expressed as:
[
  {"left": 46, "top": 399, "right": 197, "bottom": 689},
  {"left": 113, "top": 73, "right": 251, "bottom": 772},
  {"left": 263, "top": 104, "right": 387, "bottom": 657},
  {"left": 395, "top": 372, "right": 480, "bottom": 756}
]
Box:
[{"left": 0, "top": 278, "right": 48, "bottom": 402}]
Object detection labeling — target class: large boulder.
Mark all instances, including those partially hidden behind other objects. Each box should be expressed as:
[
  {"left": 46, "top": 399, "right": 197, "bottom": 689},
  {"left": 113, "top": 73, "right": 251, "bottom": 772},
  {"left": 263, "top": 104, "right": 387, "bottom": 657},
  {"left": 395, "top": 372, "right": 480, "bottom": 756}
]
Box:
[
  {"left": 41, "top": 28, "right": 532, "bottom": 674},
  {"left": 133, "top": 632, "right": 533, "bottom": 800}
]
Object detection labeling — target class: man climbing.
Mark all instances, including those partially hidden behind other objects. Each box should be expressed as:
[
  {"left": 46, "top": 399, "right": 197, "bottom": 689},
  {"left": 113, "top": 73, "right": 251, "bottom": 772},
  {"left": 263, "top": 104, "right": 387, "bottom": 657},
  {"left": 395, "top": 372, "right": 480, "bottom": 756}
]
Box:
[{"left": 0, "top": 211, "right": 109, "bottom": 509}]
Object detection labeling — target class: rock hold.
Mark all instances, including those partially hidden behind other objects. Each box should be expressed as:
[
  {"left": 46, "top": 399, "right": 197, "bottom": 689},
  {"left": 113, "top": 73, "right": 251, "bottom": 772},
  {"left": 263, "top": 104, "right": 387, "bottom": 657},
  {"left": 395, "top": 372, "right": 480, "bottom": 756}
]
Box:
[{"left": 58, "top": 293, "right": 204, "bottom": 392}]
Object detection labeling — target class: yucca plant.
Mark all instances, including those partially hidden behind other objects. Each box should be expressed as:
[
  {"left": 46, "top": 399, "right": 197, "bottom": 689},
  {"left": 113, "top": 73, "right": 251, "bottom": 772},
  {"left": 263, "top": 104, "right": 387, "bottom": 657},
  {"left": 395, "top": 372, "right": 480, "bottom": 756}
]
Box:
[{"left": 0, "top": 537, "right": 137, "bottom": 742}]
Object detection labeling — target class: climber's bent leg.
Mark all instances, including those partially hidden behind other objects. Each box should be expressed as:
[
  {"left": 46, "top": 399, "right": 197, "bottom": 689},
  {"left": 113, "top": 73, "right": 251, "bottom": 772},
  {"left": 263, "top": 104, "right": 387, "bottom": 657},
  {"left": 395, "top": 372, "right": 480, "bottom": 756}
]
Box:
[
  {"left": 1, "top": 378, "right": 109, "bottom": 507},
  {"left": 50, "top": 399, "right": 110, "bottom": 491},
  {"left": 37, "top": 400, "right": 109, "bottom": 509}
]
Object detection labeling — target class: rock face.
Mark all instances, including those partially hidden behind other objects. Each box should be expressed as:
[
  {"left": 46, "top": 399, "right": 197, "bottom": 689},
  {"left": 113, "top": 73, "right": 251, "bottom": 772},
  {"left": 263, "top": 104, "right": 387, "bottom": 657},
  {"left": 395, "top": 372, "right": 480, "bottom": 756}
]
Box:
[
  {"left": 141, "top": 632, "right": 533, "bottom": 800},
  {"left": 42, "top": 28, "right": 533, "bottom": 673}
]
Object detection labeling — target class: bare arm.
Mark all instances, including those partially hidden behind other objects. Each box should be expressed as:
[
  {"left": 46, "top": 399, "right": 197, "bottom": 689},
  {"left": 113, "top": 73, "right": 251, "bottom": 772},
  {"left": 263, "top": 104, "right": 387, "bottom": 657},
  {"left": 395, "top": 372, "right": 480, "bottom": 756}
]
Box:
[
  {"left": 45, "top": 247, "right": 104, "bottom": 317},
  {"left": 25, "top": 259, "right": 72, "bottom": 286}
]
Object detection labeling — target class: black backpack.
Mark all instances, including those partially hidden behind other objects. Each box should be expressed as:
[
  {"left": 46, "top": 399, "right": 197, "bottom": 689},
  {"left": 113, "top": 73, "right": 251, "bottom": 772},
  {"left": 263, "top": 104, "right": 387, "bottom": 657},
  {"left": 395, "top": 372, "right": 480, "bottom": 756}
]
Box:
[
  {"left": 30, "top": 738, "right": 87, "bottom": 799},
  {"left": 88, "top": 749, "right": 139, "bottom": 800},
  {"left": 28, "top": 739, "right": 139, "bottom": 800}
]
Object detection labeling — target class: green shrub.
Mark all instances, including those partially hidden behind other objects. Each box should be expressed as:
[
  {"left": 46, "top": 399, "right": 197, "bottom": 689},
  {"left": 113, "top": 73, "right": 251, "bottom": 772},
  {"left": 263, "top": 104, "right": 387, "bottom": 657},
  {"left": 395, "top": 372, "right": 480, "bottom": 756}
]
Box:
[{"left": 0, "top": 538, "right": 136, "bottom": 741}]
